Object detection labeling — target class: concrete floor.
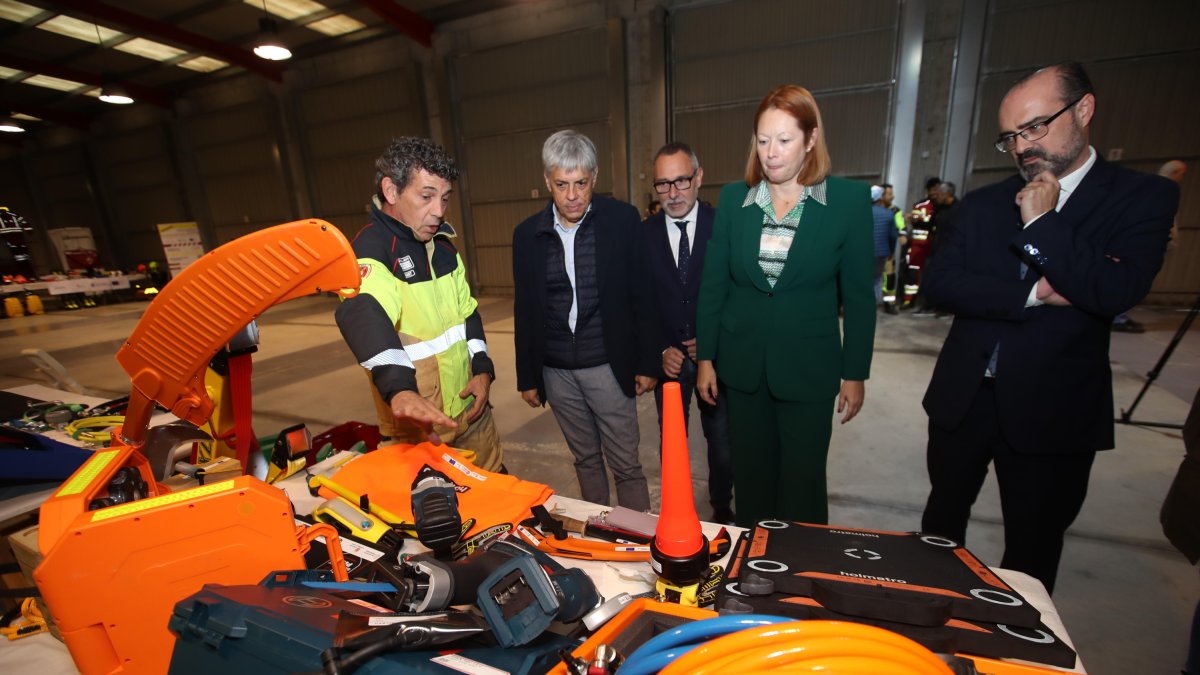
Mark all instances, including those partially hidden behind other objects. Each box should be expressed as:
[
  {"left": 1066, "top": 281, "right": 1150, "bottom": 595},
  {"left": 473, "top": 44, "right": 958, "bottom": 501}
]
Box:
[{"left": 0, "top": 293, "right": 1196, "bottom": 675}]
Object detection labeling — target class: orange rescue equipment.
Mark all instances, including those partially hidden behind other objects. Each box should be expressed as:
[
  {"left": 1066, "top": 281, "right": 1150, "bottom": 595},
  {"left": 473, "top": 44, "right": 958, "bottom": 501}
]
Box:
[
  {"left": 35, "top": 220, "right": 361, "bottom": 675},
  {"left": 320, "top": 441, "right": 554, "bottom": 539}
]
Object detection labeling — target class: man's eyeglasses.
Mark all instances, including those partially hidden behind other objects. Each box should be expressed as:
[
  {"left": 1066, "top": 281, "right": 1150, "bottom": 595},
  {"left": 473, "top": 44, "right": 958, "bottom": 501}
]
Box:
[
  {"left": 652, "top": 172, "right": 697, "bottom": 194},
  {"left": 993, "top": 96, "right": 1082, "bottom": 153}
]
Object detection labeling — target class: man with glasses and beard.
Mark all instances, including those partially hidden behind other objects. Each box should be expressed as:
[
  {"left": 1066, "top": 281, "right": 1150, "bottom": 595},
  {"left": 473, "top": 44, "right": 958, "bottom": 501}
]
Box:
[{"left": 919, "top": 62, "right": 1178, "bottom": 593}]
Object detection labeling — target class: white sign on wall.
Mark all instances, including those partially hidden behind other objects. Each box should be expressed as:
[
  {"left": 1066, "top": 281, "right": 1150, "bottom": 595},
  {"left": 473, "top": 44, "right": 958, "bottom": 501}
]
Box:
[{"left": 156, "top": 222, "right": 205, "bottom": 278}]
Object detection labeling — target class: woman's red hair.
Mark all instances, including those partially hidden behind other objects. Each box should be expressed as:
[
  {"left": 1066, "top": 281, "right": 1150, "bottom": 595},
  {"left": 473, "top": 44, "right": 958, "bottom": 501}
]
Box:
[{"left": 744, "top": 84, "right": 831, "bottom": 187}]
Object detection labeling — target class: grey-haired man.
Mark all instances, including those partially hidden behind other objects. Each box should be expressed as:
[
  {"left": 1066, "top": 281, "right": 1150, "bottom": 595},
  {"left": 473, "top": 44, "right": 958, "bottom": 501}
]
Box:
[{"left": 512, "top": 130, "right": 658, "bottom": 510}]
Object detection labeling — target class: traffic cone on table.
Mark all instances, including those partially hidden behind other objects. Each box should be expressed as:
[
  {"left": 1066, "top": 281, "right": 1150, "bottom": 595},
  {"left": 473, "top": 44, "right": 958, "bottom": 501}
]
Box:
[{"left": 650, "top": 381, "right": 710, "bottom": 605}]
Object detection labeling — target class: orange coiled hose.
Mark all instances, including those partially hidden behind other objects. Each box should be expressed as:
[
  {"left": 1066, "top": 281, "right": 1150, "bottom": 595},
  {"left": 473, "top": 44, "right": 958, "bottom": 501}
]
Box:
[{"left": 658, "top": 620, "right": 953, "bottom": 675}]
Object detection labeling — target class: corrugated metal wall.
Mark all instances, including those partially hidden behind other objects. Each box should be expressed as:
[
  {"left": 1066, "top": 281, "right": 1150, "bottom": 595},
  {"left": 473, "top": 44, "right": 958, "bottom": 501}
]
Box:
[
  {"left": 670, "top": 0, "right": 900, "bottom": 208},
  {"left": 966, "top": 0, "right": 1200, "bottom": 302},
  {"left": 95, "top": 119, "right": 189, "bottom": 264},
  {"left": 26, "top": 143, "right": 107, "bottom": 268},
  {"left": 450, "top": 23, "right": 623, "bottom": 293},
  {"left": 180, "top": 76, "right": 294, "bottom": 245},
  {"left": 293, "top": 37, "right": 427, "bottom": 240}
]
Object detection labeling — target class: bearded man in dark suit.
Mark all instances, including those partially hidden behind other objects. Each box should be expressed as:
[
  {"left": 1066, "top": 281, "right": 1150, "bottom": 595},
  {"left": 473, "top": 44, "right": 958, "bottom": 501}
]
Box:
[{"left": 920, "top": 62, "right": 1179, "bottom": 593}]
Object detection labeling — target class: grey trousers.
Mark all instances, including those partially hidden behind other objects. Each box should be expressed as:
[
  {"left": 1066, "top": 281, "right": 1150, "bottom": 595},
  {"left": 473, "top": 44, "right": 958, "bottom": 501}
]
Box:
[{"left": 543, "top": 364, "right": 650, "bottom": 511}]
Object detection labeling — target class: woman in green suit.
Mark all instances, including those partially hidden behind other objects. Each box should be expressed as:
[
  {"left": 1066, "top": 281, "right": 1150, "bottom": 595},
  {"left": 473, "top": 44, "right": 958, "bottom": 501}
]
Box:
[{"left": 696, "top": 84, "right": 876, "bottom": 527}]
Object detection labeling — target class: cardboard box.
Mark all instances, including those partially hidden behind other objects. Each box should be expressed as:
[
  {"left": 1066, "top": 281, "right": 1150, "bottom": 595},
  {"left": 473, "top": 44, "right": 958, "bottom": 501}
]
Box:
[
  {"left": 161, "top": 456, "right": 242, "bottom": 490},
  {"left": 7, "top": 524, "right": 61, "bottom": 640}
]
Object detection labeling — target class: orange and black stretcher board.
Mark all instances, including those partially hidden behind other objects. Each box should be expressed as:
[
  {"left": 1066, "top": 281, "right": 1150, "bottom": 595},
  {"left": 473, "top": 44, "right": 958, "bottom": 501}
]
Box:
[{"left": 715, "top": 524, "right": 1077, "bottom": 669}]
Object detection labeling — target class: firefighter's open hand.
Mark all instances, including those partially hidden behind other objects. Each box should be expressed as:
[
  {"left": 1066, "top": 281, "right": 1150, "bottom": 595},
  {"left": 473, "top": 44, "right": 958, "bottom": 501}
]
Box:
[
  {"left": 635, "top": 375, "right": 657, "bottom": 396},
  {"left": 390, "top": 390, "right": 456, "bottom": 445},
  {"left": 458, "top": 373, "right": 491, "bottom": 423},
  {"left": 837, "top": 380, "right": 865, "bottom": 424}
]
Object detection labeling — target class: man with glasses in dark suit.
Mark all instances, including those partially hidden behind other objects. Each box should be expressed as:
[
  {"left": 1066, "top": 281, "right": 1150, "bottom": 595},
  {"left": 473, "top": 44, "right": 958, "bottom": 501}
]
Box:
[
  {"left": 919, "top": 62, "right": 1178, "bottom": 593},
  {"left": 644, "top": 142, "right": 734, "bottom": 524}
]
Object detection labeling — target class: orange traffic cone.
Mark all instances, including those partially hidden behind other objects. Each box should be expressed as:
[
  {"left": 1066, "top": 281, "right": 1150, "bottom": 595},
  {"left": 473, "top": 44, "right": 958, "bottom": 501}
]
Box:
[{"left": 650, "top": 381, "right": 709, "bottom": 604}]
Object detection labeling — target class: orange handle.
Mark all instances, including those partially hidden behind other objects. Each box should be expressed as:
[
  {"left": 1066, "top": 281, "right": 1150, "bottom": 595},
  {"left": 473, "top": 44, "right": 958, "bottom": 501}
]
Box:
[{"left": 299, "top": 522, "right": 350, "bottom": 582}]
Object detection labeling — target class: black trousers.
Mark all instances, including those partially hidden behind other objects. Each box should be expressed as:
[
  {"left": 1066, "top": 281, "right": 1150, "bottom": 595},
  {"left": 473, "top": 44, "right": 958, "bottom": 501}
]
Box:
[{"left": 921, "top": 379, "right": 1095, "bottom": 594}]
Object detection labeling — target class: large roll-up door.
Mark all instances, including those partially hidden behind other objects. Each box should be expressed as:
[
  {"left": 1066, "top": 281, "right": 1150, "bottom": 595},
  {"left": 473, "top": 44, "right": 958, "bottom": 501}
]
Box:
[
  {"left": 294, "top": 39, "right": 427, "bottom": 240},
  {"left": 964, "top": 0, "right": 1200, "bottom": 302},
  {"left": 450, "top": 20, "right": 627, "bottom": 293},
  {"left": 669, "top": 0, "right": 901, "bottom": 207}
]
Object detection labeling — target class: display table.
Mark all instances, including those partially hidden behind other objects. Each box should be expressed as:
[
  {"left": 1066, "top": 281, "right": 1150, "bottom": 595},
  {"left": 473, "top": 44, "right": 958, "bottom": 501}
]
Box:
[
  {"left": 1, "top": 274, "right": 144, "bottom": 296},
  {"left": 0, "top": 497, "right": 1086, "bottom": 673},
  {"left": 0, "top": 274, "right": 147, "bottom": 311},
  {"left": 1, "top": 439, "right": 1085, "bottom": 674}
]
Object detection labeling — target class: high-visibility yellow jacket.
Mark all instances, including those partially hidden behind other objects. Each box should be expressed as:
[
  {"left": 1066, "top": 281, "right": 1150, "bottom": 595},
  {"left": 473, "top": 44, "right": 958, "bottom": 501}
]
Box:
[{"left": 335, "top": 200, "right": 493, "bottom": 419}]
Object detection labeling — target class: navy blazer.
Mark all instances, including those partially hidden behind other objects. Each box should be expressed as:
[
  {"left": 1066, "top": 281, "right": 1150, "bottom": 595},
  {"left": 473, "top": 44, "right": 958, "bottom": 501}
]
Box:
[
  {"left": 642, "top": 202, "right": 715, "bottom": 364},
  {"left": 512, "top": 195, "right": 659, "bottom": 403},
  {"left": 922, "top": 157, "right": 1178, "bottom": 454}
]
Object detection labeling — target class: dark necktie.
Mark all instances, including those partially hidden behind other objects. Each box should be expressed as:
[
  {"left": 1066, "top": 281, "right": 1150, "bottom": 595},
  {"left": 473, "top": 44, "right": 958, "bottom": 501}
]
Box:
[{"left": 675, "top": 220, "right": 690, "bottom": 285}]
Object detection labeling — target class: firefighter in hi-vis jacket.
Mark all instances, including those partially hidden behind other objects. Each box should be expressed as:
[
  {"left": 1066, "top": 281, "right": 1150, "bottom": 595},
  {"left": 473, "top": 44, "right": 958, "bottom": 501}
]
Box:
[{"left": 335, "top": 137, "right": 502, "bottom": 471}]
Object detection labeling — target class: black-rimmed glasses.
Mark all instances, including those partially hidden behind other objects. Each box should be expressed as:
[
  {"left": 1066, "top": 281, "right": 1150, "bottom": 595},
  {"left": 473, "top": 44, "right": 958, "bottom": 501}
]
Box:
[
  {"left": 652, "top": 172, "right": 697, "bottom": 194},
  {"left": 993, "top": 96, "right": 1082, "bottom": 152}
]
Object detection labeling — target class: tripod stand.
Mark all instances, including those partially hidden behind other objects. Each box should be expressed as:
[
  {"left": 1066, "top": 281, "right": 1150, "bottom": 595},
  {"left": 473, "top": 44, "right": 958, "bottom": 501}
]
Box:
[{"left": 1116, "top": 293, "right": 1200, "bottom": 429}]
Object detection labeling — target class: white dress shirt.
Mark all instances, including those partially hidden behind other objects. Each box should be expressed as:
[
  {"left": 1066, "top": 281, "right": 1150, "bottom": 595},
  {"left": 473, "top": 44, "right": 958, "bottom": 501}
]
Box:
[{"left": 665, "top": 201, "right": 699, "bottom": 266}]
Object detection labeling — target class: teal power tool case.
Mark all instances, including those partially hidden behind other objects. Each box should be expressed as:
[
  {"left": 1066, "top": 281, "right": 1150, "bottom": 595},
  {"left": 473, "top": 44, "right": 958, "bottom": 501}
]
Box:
[{"left": 167, "top": 570, "right": 576, "bottom": 674}]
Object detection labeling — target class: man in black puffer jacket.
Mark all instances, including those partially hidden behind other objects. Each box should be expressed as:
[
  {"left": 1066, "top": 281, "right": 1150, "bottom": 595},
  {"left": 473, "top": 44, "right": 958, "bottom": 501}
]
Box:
[{"left": 512, "top": 130, "right": 658, "bottom": 511}]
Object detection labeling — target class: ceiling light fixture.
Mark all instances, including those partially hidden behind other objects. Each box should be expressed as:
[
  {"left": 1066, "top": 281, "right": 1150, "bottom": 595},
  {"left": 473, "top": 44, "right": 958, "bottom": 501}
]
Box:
[
  {"left": 0, "top": 114, "right": 26, "bottom": 133},
  {"left": 254, "top": 2, "right": 292, "bottom": 61},
  {"left": 94, "top": 22, "right": 134, "bottom": 105},
  {"left": 99, "top": 81, "right": 134, "bottom": 105}
]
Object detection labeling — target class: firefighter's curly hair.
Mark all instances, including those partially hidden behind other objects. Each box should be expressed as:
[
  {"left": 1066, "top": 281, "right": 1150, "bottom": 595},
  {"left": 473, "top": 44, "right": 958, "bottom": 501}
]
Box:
[{"left": 374, "top": 136, "right": 459, "bottom": 195}]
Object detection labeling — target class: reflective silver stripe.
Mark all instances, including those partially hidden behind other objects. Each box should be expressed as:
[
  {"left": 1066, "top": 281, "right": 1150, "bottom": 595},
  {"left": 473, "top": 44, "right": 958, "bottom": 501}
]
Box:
[
  {"left": 360, "top": 348, "right": 413, "bottom": 370},
  {"left": 404, "top": 324, "right": 467, "bottom": 362},
  {"left": 467, "top": 339, "right": 488, "bottom": 357}
]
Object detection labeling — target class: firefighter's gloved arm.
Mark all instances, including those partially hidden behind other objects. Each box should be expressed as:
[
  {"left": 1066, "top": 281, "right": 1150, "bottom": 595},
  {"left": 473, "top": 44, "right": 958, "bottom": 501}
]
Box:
[
  {"left": 464, "top": 309, "right": 495, "bottom": 381},
  {"left": 335, "top": 293, "right": 418, "bottom": 403}
]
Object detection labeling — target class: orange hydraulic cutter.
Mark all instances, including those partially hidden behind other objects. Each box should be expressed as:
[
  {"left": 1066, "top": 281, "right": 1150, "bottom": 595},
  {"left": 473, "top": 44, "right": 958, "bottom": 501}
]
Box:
[{"left": 34, "top": 220, "right": 360, "bottom": 675}]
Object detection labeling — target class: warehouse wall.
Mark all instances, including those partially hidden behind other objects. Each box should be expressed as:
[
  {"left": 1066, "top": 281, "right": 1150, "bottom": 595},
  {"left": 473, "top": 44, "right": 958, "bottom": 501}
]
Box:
[
  {"left": 962, "top": 0, "right": 1200, "bottom": 303},
  {"left": 0, "top": 0, "right": 1195, "bottom": 303},
  {"left": 668, "top": 0, "right": 901, "bottom": 209}
]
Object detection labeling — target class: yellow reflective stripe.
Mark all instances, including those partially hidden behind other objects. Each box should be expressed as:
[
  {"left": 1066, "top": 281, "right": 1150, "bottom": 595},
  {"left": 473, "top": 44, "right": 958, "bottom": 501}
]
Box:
[
  {"left": 91, "top": 479, "right": 235, "bottom": 522},
  {"left": 405, "top": 323, "right": 467, "bottom": 361},
  {"left": 57, "top": 450, "right": 120, "bottom": 496}
]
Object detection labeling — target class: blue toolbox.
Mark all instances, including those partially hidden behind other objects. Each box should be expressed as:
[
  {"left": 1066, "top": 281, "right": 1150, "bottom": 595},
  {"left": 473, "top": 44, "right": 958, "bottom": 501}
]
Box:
[{"left": 167, "top": 569, "right": 577, "bottom": 674}]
